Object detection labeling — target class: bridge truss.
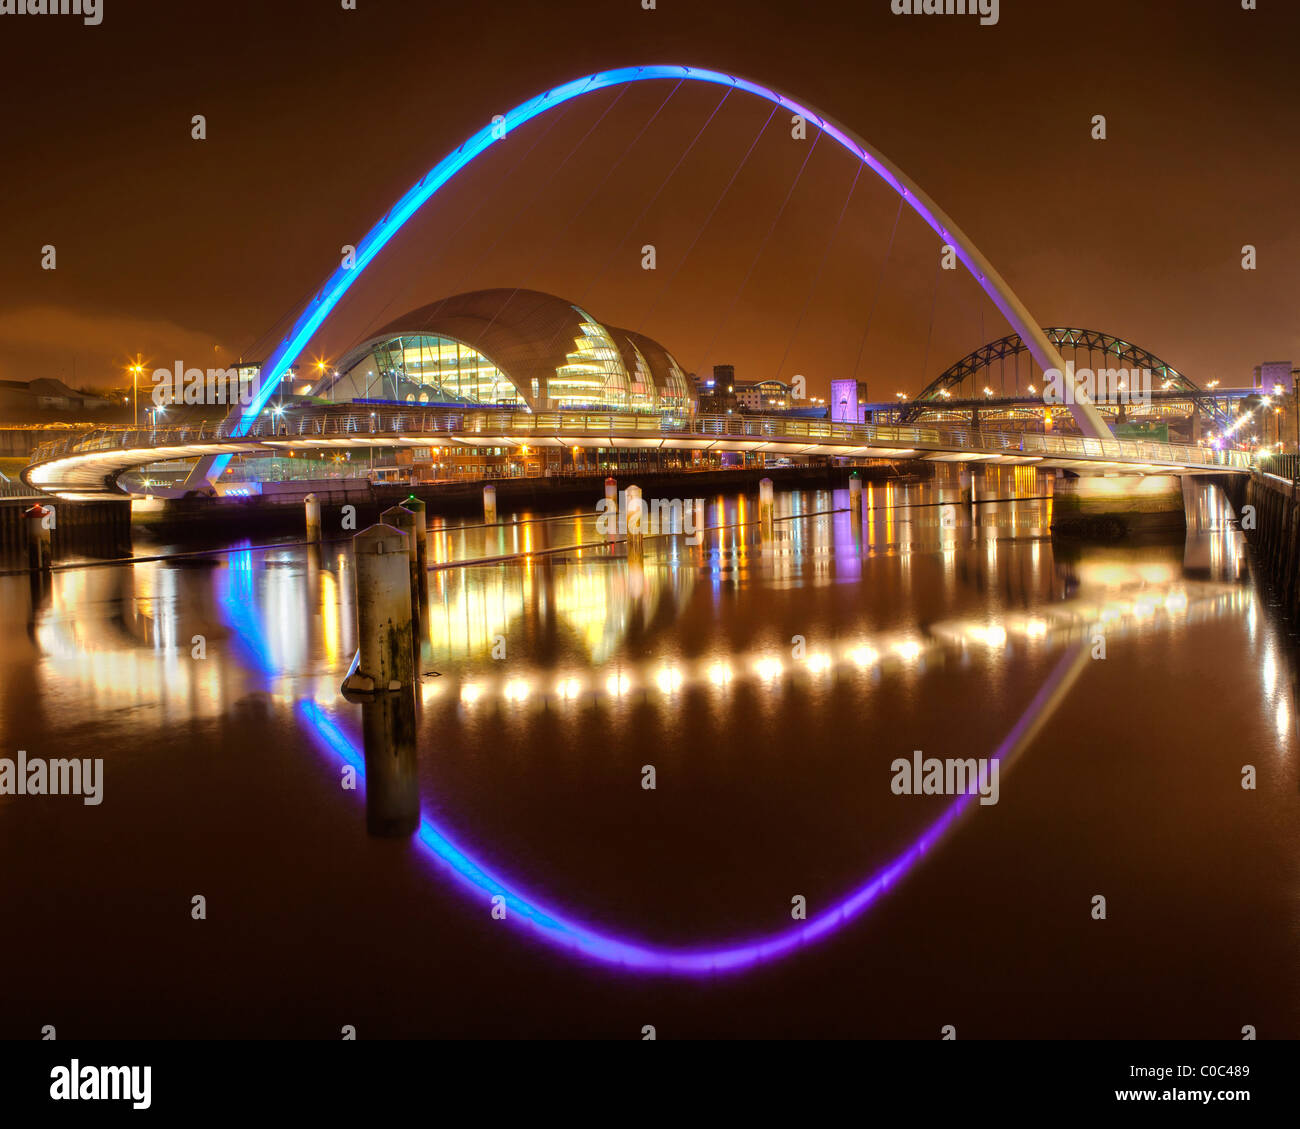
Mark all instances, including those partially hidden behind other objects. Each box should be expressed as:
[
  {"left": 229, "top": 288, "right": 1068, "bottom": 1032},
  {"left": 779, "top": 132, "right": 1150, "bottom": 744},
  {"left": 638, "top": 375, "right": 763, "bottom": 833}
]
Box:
[{"left": 901, "top": 328, "right": 1233, "bottom": 430}]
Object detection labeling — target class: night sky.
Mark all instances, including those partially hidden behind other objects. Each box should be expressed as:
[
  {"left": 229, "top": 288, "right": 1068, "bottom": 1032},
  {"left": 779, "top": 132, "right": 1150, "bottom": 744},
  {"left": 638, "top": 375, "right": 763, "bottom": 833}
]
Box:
[{"left": 1, "top": 0, "right": 1296, "bottom": 399}]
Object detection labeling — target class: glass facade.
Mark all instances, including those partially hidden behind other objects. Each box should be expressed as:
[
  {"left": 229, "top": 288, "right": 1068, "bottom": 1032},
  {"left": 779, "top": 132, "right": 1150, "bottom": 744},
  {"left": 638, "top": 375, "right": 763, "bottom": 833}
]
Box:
[
  {"left": 321, "top": 293, "right": 696, "bottom": 415},
  {"left": 623, "top": 339, "right": 658, "bottom": 413},
  {"left": 343, "top": 334, "right": 528, "bottom": 408},
  {"left": 549, "top": 311, "right": 632, "bottom": 411},
  {"left": 657, "top": 351, "right": 692, "bottom": 413}
]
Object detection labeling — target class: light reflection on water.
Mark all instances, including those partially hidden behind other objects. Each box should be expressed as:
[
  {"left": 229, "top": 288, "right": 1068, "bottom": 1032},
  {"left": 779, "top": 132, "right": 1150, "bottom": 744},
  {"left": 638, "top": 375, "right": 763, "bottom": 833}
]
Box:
[
  {"left": 5, "top": 476, "right": 1258, "bottom": 752},
  {"left": 3, "top": 474, "right": 1298, "bottom": 1027},
  {"left": 5, "top": 476, "right": 1260, "bottom": 787}
]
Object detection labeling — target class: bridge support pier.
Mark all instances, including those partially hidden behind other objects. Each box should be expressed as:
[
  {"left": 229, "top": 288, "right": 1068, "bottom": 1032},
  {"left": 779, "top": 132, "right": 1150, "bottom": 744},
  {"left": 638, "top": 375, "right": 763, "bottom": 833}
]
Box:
[{"left": 1051, "top": 473, "right": 1187, "bottom": 541}]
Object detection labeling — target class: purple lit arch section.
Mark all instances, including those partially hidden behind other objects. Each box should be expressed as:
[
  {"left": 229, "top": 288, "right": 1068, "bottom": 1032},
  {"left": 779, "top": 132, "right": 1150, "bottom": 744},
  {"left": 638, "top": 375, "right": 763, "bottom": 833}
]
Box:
[
  {"left": 189, "top": 65, "right": 1108, "bottom": 486},
  {"left": 295, "top": 646, "right": 1087, "bottom": 976}
]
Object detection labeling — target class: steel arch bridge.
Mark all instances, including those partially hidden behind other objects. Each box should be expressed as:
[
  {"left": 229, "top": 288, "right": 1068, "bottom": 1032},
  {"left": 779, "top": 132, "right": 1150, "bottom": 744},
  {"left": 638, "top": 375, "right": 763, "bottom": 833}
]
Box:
[
  {"left": 901, "top": 327, "right": 1230, "bottom": 428},
  {"left": 181, "top": 62, "right": 1112, "bottom": 495}
]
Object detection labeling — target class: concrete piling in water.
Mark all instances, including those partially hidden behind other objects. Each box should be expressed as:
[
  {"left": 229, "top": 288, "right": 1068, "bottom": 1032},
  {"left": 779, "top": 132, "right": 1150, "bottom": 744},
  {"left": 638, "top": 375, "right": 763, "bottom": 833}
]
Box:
[
  {"left": 759, "top": 477, "right": 775, "bottom": 541},
  {"left": 343, "top": 523, "right": 414, "bottom": 695},
  {"left": 848, "top": 471, "right": 862, "bottom": 523},
  {"left": 604, "top": 476, "right": 617, "bottom": 535},
  {"left": 360, "top": 691, "right": 420, "bottom": 837},
  {"left": 483, "top": 484, "right": 497, "bottom": 524},
  {"left": 625, "top": 484, "right": 644, "bottom": 563},
  {"left": 24, "top": 504, "right": 51, "bottom": 572},
  {"left": 686, "top": 497, "right": 705, "bottom": 545},
  {"left": 380, "top": 505, "right": 422, "bottom": 628},
  {"left": 959, "top": 469, "right": 974, "bottom": 507},
  {"left": 403, "top": 495, "right": 430, "bottom": 617},
  {"left": 304, "top": 493, "right": 321, "bottom": 544}
]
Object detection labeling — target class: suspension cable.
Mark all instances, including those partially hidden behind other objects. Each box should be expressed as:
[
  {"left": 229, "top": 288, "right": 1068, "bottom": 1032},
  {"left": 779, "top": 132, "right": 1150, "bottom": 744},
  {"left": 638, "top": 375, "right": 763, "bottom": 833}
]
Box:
[
  {"left": 850, "top": 195, "right": 904, "bottom": 385},
  {"left": 697, "top": 127, "right": 826, "bottom": 379},
  {"left": 638, "top": 101, "right": 781, "bottom": 329},
  {"left": 528, "top": 85, "right": 737, "bottom": 380},
  {"left": 468, "top": 81, "right": 687, "bottom": 353},
  {"left": 919, "top": 241, "right": 944, "bottom": 390},
  {"left": 364, "top": 92, "right": 584, "bottom": 345},
  {"left": 774, "top": 159, "right": 864, "bottom": 385}
]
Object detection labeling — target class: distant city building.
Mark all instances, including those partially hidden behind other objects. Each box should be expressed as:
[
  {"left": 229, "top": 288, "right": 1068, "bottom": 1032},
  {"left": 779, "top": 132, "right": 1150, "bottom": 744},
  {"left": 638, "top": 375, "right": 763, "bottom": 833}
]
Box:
[
  {"left": 829, "top": 378, "right": 870, "bottom": 423},
  {"left": 1254, "top": 361, "right": 1294, "bottom": 393},
  {"left": 697, "top": 364, "right": 738, "bottom": 413},
  {"left": 697, "top": 366, "right": 803, "bottom": 414},
  {"left": 735, "top": 379, "right": 793, "bottom": 412},
  {"left": 0, "top": 378, "right": 114, "bottom": 415},
  {"left": 228, "top": 362, "right": 306, "bottom": 399},
  {"left": 312, "top": 288, "right": 694, "bottom": 414}
]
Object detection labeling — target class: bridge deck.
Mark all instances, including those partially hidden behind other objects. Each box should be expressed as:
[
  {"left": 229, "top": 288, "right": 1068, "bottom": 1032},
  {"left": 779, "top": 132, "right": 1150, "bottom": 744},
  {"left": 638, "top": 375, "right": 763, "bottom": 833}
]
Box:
[{"left": 23, "top": 408, "right": 1253, "bottom": 498}]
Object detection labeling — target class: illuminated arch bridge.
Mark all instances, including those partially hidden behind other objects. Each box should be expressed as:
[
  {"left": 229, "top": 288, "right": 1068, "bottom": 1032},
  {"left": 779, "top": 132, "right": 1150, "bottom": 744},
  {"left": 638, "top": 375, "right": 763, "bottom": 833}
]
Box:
[
  {"left": 902, "top": 327, "right": 1232, "bottom": 428},
  {"left": 24, "top": 67, "right": 1259, "bottom": 495},
  {"left": 315, "top": 289, "right": 694, "bottom": 414},
  {"left": 24, "top": 406, "right": 1250, "bottom": 500}
]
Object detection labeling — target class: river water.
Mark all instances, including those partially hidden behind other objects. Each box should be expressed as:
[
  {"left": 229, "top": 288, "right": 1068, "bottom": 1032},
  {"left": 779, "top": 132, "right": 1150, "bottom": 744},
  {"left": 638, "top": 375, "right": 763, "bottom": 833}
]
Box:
[{"left": 1, "top": 473, "right": 1296, "bottom": 1038}]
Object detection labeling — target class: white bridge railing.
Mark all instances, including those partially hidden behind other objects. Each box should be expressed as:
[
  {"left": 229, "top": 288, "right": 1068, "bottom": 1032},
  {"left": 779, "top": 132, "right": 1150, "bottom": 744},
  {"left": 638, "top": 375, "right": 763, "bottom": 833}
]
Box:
[{"left": 28, "top": 407, "right": 1254, "bottom": 471}]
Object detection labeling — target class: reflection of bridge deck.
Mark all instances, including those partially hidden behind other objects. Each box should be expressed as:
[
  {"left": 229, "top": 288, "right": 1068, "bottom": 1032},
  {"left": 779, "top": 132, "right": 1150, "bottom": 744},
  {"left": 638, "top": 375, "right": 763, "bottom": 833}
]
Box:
[{"left": 24, "top": 407, "right": 1252, "bottom": 498}]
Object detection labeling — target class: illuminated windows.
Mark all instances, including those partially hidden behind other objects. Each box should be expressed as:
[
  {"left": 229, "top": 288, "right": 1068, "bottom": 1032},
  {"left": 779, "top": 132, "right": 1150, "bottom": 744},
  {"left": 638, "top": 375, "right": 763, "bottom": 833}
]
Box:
[
  {"left": 549, "top": 312, "right": 632, "bottom": 411},
  {"left": 317, "top": 290, "right": 696, "bottom": 415},
  {"left": 341, "top": 335, "right": 527, "bottom": 408}
]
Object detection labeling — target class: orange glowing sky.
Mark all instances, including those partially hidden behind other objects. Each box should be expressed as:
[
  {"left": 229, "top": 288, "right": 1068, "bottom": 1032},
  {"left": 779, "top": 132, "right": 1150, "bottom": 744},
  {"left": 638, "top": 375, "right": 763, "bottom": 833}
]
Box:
[{"left": 1, "top": 0, "right": 1296, "bottom": 398}]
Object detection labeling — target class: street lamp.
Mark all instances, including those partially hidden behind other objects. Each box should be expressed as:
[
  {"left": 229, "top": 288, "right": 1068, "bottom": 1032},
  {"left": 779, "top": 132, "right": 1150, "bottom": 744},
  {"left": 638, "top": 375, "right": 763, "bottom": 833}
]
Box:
[{"left": 129, "top": 360, "right": 144, "bottom": 428}]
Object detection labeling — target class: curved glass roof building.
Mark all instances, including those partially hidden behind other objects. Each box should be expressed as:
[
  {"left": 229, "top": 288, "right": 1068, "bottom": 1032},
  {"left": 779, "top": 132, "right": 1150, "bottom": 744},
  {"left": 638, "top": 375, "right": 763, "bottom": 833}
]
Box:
[{"left": 312, "top": 288, "right": 694, "bottom": 414}]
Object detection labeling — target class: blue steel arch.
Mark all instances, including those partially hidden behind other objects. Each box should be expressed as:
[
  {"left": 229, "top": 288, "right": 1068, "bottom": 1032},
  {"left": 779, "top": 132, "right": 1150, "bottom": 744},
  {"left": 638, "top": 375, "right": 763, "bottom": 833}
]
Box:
[{"left": 189, "top": 64, "right": 1109, "bottom": 487}]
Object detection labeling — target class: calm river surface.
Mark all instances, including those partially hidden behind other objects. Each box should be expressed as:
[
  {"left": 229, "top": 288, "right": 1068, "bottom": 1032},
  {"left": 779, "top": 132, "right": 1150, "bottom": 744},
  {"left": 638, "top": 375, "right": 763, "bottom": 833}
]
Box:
[{"left": 2, "top": 475, "right": 1297, "bottom": 1038}]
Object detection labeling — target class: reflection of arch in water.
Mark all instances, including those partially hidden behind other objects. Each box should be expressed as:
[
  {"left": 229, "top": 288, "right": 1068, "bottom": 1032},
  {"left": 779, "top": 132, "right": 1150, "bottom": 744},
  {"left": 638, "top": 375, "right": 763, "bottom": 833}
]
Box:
[
  {"left": 215, "top": 552, "right": 1235, "bottom": 976},
  {"left": 297, "top": 645, "right": 1088, "bottom": 975}
]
